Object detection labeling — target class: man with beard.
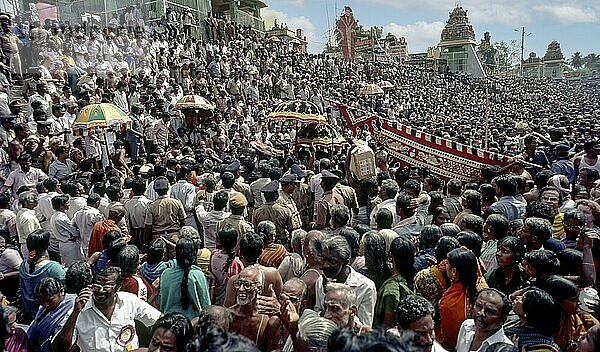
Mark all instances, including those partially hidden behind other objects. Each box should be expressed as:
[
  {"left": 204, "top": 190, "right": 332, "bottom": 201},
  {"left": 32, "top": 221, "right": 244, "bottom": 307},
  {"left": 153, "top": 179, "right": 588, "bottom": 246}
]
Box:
[
  {"left": 229, "top": 266, "right": 281, "bottom": 351},
  {"left": 314, "top": 235, "right": 376, "bottom": 327},
  {"left": 322, "top": 284, "right": 371, "bottom": 335},
  {"left": 455, "top": 288, "right": 513, "bottom": 352},
  {"left": 391, "top": 295, "right": 446, "bottom": 352},
  {"left": 52, "top": 266, "right": 161, "bottom": 352}
]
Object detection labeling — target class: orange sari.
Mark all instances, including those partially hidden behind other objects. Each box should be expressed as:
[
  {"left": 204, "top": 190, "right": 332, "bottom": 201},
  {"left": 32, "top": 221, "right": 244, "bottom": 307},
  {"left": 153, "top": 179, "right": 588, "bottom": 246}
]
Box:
[{"left": 438, "top": 282, "right": 472, "bottom": 350}]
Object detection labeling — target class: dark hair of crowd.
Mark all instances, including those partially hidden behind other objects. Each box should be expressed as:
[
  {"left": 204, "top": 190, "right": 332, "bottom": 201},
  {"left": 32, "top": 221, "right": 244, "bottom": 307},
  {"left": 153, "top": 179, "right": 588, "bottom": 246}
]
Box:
[
  {"left": 362, "top": 231, "right": 391, "bottom": 290},
  {"left": 115, "top": 245, "right": 140, "bottom": 277},
  {"left": 456, "top": 230, "right": 483, "bottom": 257},
  {"left": 447, "top": 247, "right": 478, "bottom": 303},
  {"left": 151, "top": 312, "right": 193, "bottom": 352},
  {"left": 65, "top": 261, "right": 94, "bottom": 294},
  {"left": 390, "top": 237, "right": 416, "bottom": 289},
  {"left": 186, "top": 324, "right": 260, "bottom": 352},
  {"left": 217, "top": 225, "right": 238, "bottom": 275},
  {"left": 27, "top": 229, "right": 51, "bottom": 273},
  {"left": 521, "top": 288, "right": 561, "bottom": 336},
  {"left": 524, "top": 249, "right": 560, "bottom": 278},
  {"left": 395, "top": 295, "right": 435, "bottom": 330},
  {"left": 435, "top": 236, "right": 460, "bottom": 263},
  {"left": 176, "top": 238, "right": 197, "bottom": 310},
  {"left": 35, "top": 277, "right": 64, "bottom": 299},
  {"left": 239, "top": 231, "right": 263, "bottom": 264}
]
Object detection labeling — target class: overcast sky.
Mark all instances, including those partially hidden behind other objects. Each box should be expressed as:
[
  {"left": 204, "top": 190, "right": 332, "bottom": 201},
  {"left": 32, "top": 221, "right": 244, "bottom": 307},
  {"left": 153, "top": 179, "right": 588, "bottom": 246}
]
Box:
[{"left": 261, "top": 0, "right": 599, "bottom": 60}]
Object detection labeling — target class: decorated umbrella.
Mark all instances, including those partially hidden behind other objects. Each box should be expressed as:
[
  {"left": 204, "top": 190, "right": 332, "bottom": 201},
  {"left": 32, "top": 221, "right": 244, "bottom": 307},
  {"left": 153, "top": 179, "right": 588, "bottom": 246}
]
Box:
[
  {"left": 296, "top": 123, "right": 346, "bottom": 147},
  {"left": 360, "top": 83, "right": 384, "bottom": 95},
  {"left": 72, "top": 103, "right": 131, "bottom": 128},
  {"left": 72, "top": 103, "right": 131, "bottom": 167},
  {"left": 268, "top": 100, "right": 326, "bottom": 124},
  {"left": 174, "top": 95, "right": 215, "bottom": 110},
  {"left": 268, "top": 36, "right": 281, "bottom": 42},
  {"left": 378, "top": 80, "right": 394, "bottom": 89}
]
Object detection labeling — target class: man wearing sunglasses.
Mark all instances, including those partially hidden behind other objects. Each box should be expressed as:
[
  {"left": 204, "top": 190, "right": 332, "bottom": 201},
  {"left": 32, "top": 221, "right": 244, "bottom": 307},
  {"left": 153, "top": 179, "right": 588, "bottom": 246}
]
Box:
[{"left": 52, "top": 266, "right": 161, "bottom": 352}]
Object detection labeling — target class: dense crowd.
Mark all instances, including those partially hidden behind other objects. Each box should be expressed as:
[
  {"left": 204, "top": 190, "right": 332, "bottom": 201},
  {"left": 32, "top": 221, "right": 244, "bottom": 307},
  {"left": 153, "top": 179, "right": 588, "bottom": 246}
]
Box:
[{"left": 0, "top": 7, "right": 599, "bottom": 352}]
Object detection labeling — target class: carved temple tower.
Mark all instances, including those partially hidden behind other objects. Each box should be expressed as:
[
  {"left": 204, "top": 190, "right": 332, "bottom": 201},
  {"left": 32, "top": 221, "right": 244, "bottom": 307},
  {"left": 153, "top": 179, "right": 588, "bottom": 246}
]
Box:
[
  {"left": 438, "top": 6, "right": 485, "bottom": 77},
  {"left": 541, "top": 41, "right": 566, "bottom": 79}
]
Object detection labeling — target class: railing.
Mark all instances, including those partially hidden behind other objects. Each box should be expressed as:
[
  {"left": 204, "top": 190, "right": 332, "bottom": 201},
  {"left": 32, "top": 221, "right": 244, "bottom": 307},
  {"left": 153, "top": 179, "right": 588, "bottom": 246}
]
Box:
[{"left": 234, "top": 10, "right": 264, "bottom": 32}]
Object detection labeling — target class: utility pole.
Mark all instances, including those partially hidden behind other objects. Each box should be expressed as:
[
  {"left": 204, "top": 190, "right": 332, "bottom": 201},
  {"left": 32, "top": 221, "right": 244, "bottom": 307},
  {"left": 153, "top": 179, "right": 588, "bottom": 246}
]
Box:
[{"left": 515, "top": 26, "right": 531, "bottom": 76}]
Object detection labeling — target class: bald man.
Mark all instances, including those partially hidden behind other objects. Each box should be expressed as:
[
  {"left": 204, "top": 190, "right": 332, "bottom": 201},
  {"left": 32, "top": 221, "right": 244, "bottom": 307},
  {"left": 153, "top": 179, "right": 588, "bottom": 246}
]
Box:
[{"left": 229, "top": 266, "right": 281, "bottom": 352}]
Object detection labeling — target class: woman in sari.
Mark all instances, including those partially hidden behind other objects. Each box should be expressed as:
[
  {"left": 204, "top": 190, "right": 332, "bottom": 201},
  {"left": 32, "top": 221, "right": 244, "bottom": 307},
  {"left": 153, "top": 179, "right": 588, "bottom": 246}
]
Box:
[
  {"left": 542, "top": 275, "right": 599, "bottom": 352},
  {"left": 414, "top": 236, "right": 460, "bottom": 305},
  {"left": 437, "top": 247, "right": 479, "bottom": 351},
  {"left": 27, "top": 277, "right": 75, "bottom": 352}
]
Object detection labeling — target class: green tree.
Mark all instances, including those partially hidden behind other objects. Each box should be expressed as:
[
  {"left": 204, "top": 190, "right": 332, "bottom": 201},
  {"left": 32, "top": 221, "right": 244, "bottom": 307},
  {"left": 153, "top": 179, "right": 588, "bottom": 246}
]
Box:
[
  {"left": 494, "top": 40, "right": 518, "bottom": 72},
  {"left": 570, "top": 52, "right": 583, "bottom": 69},
  {"left": 583, "top": 53, "right": 599, "bottom": 72}
]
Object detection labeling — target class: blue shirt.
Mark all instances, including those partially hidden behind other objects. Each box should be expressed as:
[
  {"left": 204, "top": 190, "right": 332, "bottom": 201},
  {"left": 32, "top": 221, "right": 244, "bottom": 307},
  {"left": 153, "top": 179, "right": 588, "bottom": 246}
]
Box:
[{"left": 488, "top": 196, "right": 521, "bottom": 221}]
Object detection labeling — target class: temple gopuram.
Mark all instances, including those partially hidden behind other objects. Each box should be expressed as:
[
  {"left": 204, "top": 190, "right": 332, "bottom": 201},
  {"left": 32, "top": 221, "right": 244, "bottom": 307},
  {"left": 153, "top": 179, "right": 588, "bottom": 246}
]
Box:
[
  {"left": 522, "top": 41, "right": 566, "bottom": 79},
  {"left": 327, "top": 6, "right": 408, "bottom": 62},
  {"left": 438, "top": 6, "right": 485, "bottom": 77}
]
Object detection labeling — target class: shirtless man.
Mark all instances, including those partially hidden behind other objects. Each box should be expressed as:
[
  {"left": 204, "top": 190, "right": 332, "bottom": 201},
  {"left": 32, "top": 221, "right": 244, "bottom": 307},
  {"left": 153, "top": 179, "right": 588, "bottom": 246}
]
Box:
[
  {"left": 223, "top": 231, "right": 283, "bottom": 307},
  {"left": 300, "top": 230, "right": 325, "bottom": 310},
  {"left": 110, "top": 140, "right": 132, "bottom": 177},
  {"left": 229, "top": 266, "right": 281, "bottom": 351},
  {"left": 8, "top": 122, "right": 28, "bottom": 171}
]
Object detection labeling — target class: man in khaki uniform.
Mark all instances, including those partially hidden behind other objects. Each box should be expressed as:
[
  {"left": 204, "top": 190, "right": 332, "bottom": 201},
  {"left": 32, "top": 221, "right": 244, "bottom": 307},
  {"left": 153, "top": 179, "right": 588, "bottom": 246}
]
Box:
[
  {"left": 290, "top": 165, "right": 312, "bottom": 230},
  {"left": 144, "top": 176, "right": 186, "bottom": 258},
  {"left": 216, "top": 191, "right": 253, "bottom": 238},
  {"left": 335, "top": 174, "right": 359, "bottom": 218},
  {"left": 0, "top": 14, "right": 23, "bottom": 79},
  {"left": 276, "top": 174, "right": 302, "bottom": 230},
  {"left": 313, "top": 171, "right": 344, "bottom": 230},
  {"left": 252, "top": 180, "right": 297, "bottom": 246}
]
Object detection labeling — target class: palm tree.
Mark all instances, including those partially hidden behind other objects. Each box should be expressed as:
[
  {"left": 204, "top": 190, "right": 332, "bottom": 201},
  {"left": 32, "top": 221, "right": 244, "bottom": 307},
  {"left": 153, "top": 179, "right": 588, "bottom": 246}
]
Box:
[
  {"left": 583, "top": 53, "right": 600, "bottom": 72},
  {"left": 570, "top": 52, "right": 583, "bottom": 69}
]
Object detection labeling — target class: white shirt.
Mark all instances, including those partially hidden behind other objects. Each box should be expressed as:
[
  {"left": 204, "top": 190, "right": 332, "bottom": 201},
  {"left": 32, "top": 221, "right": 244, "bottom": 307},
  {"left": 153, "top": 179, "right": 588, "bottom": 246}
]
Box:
[
  {"left": 369, "top": 198, "right": 399, "bottom": 229},
  {"left": 123, "top": 196, "right": 151, "bottom": 229},
  {"left": 455, "top": 319, "right": 513, "bottom": 352},
  {"left": 16, "top": 208, "right": 40, "bottom": 244},
  {"left": 74, "top": 292, "right": 161, "bottom": 352},
  {"left": 309, "top": 172, "right": 324, "bottom": 203},
  {"left": 170, "top": 180, "right": 196, "bottom": 215},
  {"left": 154, "top": 119, "right": 170, "bottom": 147},
  {"left": 36, "top": 191, "right": 59, "bottom": 227},
  {"left": 50, "top": 211, "right": 79, "bottom": 243},
  {"left": 314, "top": 266, "right": 377, "bottom": 327},
  {"left": 72, "top": 206, "right": 104, "bottom": 254},
  {"left": 66, "top": 196, "right": 87, "bottom": 220},
  {"left": 4, "top": 167, "right": 47, "bottom": 196},
  {"left": 196, "top": 207, "right": 230, "bottom": 250}
]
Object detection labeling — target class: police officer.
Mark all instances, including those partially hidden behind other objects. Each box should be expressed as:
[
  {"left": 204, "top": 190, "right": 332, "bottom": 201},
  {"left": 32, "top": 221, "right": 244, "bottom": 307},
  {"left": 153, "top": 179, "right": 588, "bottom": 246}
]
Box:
[
  {"left": 277, "top": 174, "right": 302, "bottom": 230},
  {"left": 252, "top": 180, "right": 297, "bottom": 248}
]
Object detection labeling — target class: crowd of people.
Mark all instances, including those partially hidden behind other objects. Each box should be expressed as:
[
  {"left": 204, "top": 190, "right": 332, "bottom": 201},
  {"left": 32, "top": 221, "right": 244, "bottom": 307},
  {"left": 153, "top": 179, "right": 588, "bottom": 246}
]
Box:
[{"left": 0, "top": 6, "right": 598, "bottom": 352}]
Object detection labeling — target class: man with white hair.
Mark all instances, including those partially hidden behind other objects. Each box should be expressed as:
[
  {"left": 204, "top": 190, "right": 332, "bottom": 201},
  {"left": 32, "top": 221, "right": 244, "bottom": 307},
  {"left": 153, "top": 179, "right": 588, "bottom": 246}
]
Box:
[
  {"left": 314, "top": 235, "right": 376, "bottom": 327},
  {"left": 229, "top": 266, "right": 281, "bottom": 351},
  {"left": 323, "top": 283, "right": 371, "bottom": 334}
]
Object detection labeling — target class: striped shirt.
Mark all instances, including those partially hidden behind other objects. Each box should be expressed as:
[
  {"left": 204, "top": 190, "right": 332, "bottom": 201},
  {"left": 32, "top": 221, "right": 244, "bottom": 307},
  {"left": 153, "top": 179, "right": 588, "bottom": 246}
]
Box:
[{"left": 258, "top": 243, "right": 287, "bottom": 268}]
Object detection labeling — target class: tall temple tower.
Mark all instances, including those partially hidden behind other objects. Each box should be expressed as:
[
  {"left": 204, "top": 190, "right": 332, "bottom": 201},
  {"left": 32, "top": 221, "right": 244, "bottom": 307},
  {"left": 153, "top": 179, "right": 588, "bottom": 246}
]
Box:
[
  {"left": 542, "top": 41, "right": 566, "bottom": 79},
  {"left": 438, "top": 6, "right": 485, "bottom": 77}
]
